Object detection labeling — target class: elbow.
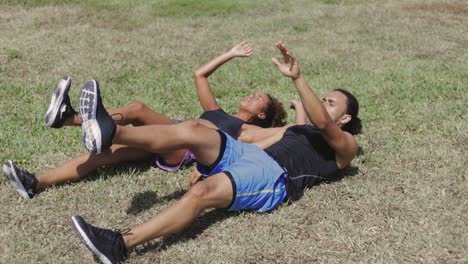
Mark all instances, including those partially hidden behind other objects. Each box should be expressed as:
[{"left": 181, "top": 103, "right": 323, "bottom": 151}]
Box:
[
  {"left": 193, "top": 70, "right": 202, "bottom": 79},
  {"left": 314, "top": 119, "right": 334, "bottom": 131},
  {"left": 193, "top": 68, "right": 205, "bottom": 79}
]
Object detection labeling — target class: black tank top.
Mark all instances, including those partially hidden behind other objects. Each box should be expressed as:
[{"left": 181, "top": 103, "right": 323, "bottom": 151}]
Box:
[
  {"left": 199, "top": 109, "right": 244, "bottom": 139},
  {"left": 265, "top": 125, "right": 340, "bottom": 201}
]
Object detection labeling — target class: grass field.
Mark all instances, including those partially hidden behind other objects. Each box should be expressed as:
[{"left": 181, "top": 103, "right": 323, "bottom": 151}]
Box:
[{"left": 0, "top": 0, "right": 467, "bottom": 263}]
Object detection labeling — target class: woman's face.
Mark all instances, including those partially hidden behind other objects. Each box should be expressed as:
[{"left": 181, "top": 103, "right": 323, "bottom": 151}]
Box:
[
  {"left": 240, "top": 92, "right": 270, "bottom": 116},
  {"left": 321, "top": 91, "right": 349, "bottom": 124}
]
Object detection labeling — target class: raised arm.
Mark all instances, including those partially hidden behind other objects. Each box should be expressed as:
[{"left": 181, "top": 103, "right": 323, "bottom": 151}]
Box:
[
  {"left": 194, "top": 41, "right": 254, "bottom": 112},
  {"left": 272, "top": 42, "right": 358, "bottom": 168}
]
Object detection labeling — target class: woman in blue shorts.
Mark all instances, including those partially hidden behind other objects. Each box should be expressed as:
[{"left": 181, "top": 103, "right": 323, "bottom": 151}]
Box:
[
  {"left": 3, "top": 41, "right": 289, "bottom": 199},
  {"left": 68, "top": 42, "right": 363, "bottom": 264}
]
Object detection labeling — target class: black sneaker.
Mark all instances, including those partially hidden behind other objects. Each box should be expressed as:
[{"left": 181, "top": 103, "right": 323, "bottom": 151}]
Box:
[
  {"left": 79, "top": 80, "right": 116, "bottom": 153},
  {"left": 2, "top": 160, "right": 38, "bottom": 199},
  {"left": 71, "top": 215, "right": 128, "bottom": 264},
  {"left": 44, "top": 76, "right": 77, "bottom": 128}
]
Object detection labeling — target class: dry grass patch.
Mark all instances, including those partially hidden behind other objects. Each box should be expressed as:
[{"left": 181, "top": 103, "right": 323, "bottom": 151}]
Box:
[{"left": 403, "top": 1, "right": 468, "bottom": 16}]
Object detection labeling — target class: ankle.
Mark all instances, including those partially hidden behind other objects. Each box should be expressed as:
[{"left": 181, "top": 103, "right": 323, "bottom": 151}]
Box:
[
  {"left": 122, "top": 232, "right": 136, "bottom": 250},
  {"left": 33, "top": 182, "right": 42, "bottom": 194},
  {"left": 111, "top": 125, "right": 119, "bottom": 144},
  {"left": 63, "top": 114, "right": 80, "bottom": 126}
]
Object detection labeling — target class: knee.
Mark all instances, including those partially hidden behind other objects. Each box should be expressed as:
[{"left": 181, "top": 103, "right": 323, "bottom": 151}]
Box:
[
  {"left": 176, "top": 120, "right": 202, "bottom": 138},
  {"left": 178, "top": 120, "right": 201, "bottom": 129},
  {"left": 182, "top": 175, "right": 232, "bottom": 210},
  {"left": 125, "top": 101, "right": 148, "bottom": 117},
  {"left": 184, "top": 181, "right": 211, "bottom": 203}
]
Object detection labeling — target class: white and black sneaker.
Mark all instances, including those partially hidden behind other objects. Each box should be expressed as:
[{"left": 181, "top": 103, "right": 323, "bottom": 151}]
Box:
[
  {"left": 2, "top": 160, "right": 38, "bottom": 199},
  {"left": 79, "top": 80, "right": 116, "bottom": 153},
  {"left": 71, "top": 215, "right": 128, "bottom": 264},
  {"left": 44, "top": 76, "right": 77, "bottom": 128}
]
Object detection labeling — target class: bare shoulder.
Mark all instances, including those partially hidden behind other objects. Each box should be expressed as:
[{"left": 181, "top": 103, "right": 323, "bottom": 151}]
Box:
[
  {"left": 336, "top": 131, "right": 359, "bottom": 169},
  {"left": 344, "top": 131, "right": 358, "bottom": 152}
]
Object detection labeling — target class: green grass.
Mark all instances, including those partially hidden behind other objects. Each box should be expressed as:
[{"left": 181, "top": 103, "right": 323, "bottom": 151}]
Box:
[
  {"left": 4, "top": 48, "right": 20, "bottom": 59},
  {"left": 0, "top": 0, "right": 467, "bottom": 263},
  {"left": 153, "top": 0, "right": 253, "bottom": 17}
]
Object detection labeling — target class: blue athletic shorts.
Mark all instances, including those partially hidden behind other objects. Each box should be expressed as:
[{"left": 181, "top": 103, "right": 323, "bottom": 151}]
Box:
[{"left": 197, "top": 131, "right": 287, "bottom": 213}]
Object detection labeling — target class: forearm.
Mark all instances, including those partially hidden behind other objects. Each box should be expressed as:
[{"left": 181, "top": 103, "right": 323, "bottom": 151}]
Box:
[
  {"left": 194, "top": 50, "right": 235, "bottom": 110},
  {"left": 294, "top": 105, "right": 307, "bottom": 125},
  {"left": 194, "top": 50, "right": 235, "bottom": 78},
  {"left": 292, "top": 76, "right": 333, "bottom": 129}
]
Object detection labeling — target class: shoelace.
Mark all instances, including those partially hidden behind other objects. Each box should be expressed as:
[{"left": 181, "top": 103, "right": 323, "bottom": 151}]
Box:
[
  {"left": 112, "top": 228, "right": 130, "bottom": 260},
  {"left": 116, "top": 228, "right": 132, "bottom": 236}
]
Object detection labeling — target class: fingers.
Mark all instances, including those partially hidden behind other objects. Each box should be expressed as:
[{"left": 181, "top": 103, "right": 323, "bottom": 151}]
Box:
[
  {"left": 289, "top": 99, "right": 302, "bottom": 108},
  {"left": 235, "top": 40, "right": 253, "bottom": 56},
  {"left": 288, "top": 53, "right": 295, "bottom": 71},
  {"left": 188, "top": 174, "right": 201, "bottom": 188},
  {"left": 275, "top": 41, "right": 288, "bottom": 53},
  {"left": 289, "top": 100, "right": 296, "bottom": 109},
  {"left": 276, "top": 41, "right": 294, "bottom": 59},
  {"left": 271, "top": 57, "right": 281, "bottom": 67},
  {"left": 188, "top": 167, "right": 203, "bottom": 189},
  {"left": 244, "top": 45, "right": 254, "bottom": 56},
  {"left": 244, "top": 44, "right": 253, "bottom": 54},
  {"left": 241, "top": 40, "right": 253, "bottom": 49},
  {"left": 272, "top": 57, "right": 289, "bottom": 76}
]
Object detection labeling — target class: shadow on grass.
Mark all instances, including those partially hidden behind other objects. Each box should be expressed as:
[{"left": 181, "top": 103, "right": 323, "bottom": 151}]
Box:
[
  {"left": 40, "top": 160, "right": 153, "bottom": 195},
  {"left": 126, "top": 189, "right": 186, "bottom": 215},
  {"left": 79, "top": 161, "right": 152, "bottom": 183},
  {"left": 357, "top": 146, "right": 365, "bottom": 157},
  {"left": 335, "top": 165, "right": 360, "bottom": 180},
  {"left": 328, "top": 146, "right": 363, "bottom": 181},
  {"left": 134, "top": 209, "right": 243, "bottom": 256},
  {"left": 285, "top": 165, "right": 361, "bottom": 203}
]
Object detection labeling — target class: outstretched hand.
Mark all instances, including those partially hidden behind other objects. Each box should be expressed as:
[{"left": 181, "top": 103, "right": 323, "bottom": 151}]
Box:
[
  {"left": 272, "top": 41, "right": 301, "bottom": 79},
  {"left": 229, "top": 41, "right": 254, "bottom": 57}
]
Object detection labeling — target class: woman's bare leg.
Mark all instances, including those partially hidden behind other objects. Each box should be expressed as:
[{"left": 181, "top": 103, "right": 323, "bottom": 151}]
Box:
[
  {"left": 35, "top": 145, "right": 152, "bottom": 192},
  {"left": 112, "top": 121, "right": 222, "bottom": 166},
  {"left": 123, "top": 172, "right": 233, "bottom": 248},
  {"left": 63, "top": 101, "right": 175, "bottom": 127}
]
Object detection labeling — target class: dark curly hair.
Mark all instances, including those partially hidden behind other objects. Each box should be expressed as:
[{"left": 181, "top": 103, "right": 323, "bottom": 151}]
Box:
[
  {"left": 334, "top": 88, "right": 362, "bottom": 135},
  {"left": 248, "top": 94, "right": 287, "bottom": 128}
]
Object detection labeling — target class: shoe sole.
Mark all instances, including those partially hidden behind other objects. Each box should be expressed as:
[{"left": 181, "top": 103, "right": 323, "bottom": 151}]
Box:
[
  {"left": 71, "top": 216, "right": 113, "bottom": 264},
  {"left": 79, "top": 80, "right": 102, "bottom": 153},
  {"left": 44, "top": 77, "right": 72, "bottom": 127},
  {"left": 2, "top": 160, "right": 30, "bottom": 199}
]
